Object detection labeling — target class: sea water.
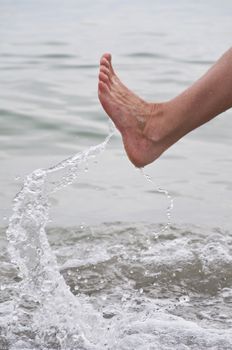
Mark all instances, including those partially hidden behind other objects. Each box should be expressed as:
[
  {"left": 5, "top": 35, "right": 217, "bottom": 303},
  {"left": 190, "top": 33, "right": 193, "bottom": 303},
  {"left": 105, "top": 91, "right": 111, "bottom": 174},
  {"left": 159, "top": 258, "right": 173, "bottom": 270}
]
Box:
[{"left": 1, "top": 0, "right": 232, "bottom": 349}]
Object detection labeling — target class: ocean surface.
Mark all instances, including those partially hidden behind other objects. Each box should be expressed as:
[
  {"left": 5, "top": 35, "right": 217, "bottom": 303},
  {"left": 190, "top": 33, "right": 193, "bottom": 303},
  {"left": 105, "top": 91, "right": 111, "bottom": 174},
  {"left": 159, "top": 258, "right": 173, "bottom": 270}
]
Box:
[{"left": 0, "top": 0, "right": 232, "bottom": 349}]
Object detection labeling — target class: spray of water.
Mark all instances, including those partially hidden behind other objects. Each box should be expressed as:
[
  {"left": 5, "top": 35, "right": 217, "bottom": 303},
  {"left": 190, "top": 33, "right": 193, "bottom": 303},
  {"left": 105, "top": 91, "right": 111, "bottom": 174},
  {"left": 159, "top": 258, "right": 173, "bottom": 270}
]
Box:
[
  {"left": 140, "top": 168, "right": 173, "bottom": 235},
  {"left": 5, "top": 123, "right": 173, "bottom": 349}
]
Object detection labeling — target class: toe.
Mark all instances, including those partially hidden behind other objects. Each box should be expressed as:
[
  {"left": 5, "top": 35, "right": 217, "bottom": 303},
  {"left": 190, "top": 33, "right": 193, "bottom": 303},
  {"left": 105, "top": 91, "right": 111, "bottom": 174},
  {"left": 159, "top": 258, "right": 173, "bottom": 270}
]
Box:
[
  {"left": 100, "top": 56, "right": 110, "bottom": 69},
  {"left": 100, "top": 65, "right": 110, "bottom": 75},
  {"left": 105, "top": 54, "right": 115, "bottom": 76},
  {"left": 98, "top": 81, "right": 110, "bottom": 95},
  {"left": 102, "top": 53, "right": 111, "bottom": 62},
  {"left": 100, "top": 53, "right": 117, "bottom": 82},
  {"left": 100, "top": 66, "right": 112, "bottom": 85},
  {"left": 99, "top": 72, "right": 110, "bottom": 87}
]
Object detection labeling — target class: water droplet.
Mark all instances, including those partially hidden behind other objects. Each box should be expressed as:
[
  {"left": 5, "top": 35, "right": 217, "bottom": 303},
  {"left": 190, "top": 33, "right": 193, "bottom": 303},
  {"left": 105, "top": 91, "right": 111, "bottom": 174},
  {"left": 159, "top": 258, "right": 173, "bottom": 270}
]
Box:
[
  {"left": 139, "top": 288, "right": 143, "bottom": 294},
  {"left": 36, "top": 248, "right": 42, "bottom": 255},
  {"left": 80, "top": 222, "right": 85, "bottom": 230},
  {"left": 74, "top": 285, "right": 79, "bottom": 291},
  {"left": 179, "top": 295, "right": 190, "bottom": 303}
]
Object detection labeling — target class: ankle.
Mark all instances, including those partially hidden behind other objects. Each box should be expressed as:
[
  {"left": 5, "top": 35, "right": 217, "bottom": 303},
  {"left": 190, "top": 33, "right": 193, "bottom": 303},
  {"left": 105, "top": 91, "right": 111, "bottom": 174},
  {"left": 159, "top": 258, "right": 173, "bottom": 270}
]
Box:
[{"left": 143, "top": 102, "right": 169, "bottom": 143}]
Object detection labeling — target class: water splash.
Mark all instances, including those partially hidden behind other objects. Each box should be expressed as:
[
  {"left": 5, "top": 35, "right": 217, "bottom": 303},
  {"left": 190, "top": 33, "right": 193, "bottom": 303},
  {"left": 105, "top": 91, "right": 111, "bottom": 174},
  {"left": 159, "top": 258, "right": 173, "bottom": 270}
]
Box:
[
  {"left": 6, "top": 126, "right": 115, "bottom": 349},
  {"left": 140, "top": 168, "right": 173, "bottom": 235},
  {"left": 5, "top": 121, "right": 173, "bottom": 349}
]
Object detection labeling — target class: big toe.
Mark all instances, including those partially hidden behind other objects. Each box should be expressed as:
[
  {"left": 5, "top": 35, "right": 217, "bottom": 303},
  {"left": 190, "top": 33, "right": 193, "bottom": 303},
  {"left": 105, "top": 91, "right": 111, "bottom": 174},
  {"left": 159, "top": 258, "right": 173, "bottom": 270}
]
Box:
[
  {"left": 102, "top": 53, "right": 111, "bottom": 62},
  {"left": 101, "top": 53, "right": 115, "bottom": 77},
  {"left": 100, "top": 54, "right": 110, "bottom": 68}
]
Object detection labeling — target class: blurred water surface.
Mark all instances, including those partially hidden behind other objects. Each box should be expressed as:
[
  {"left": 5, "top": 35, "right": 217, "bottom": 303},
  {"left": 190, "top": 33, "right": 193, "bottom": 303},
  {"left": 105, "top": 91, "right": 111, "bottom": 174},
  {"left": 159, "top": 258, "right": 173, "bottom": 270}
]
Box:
[{"left": 0, "top": 1, "right": 232, "bottom": 349}]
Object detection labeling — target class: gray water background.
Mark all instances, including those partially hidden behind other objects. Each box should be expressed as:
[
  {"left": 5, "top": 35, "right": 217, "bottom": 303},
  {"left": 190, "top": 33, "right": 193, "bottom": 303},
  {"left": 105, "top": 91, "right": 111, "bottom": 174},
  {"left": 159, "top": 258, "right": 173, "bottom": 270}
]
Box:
[{"left": 0, "top": 1, "right": 232, "bottom": 349}]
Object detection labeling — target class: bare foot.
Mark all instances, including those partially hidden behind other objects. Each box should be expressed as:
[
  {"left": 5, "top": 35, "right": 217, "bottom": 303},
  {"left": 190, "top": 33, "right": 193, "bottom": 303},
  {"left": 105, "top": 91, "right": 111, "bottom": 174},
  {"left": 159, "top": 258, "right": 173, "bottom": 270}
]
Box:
[{"left": 98, "top": 53, "right": 166, "bottom": 167}]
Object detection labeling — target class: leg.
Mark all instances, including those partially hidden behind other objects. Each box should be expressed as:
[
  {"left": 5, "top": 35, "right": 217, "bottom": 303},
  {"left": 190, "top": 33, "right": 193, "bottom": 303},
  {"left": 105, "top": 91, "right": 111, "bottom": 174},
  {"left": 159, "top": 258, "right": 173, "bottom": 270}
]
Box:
[{"left": 98, "top": 48, "right": 232, "bottom": 168}]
